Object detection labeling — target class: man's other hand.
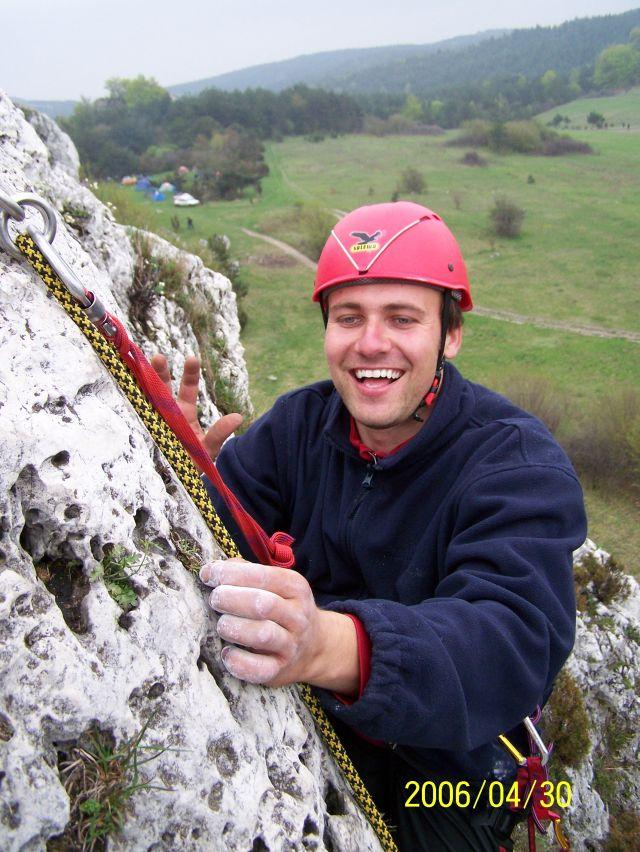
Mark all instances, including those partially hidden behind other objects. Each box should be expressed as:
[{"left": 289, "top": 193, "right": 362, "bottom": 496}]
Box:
[
  {"left": 200, "top": 559, "right": 359, "bottom": 694},
  {"left": 151, "top": 354, "right": 243, "bottom": 462}
]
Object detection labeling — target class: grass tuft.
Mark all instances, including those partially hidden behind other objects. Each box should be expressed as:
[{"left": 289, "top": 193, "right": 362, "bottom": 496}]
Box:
[{"left": 52, "top": 717, "right": 167, "bottom": 850}]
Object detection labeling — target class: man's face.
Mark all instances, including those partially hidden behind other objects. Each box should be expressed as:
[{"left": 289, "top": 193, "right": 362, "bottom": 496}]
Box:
[{"left": 324, "top": 282, "right": 462, "bottom": 450}]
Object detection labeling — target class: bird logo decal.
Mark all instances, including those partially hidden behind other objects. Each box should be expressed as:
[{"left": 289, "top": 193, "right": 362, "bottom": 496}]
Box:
[{"left": 349, "top": 230, "right": 381, "bottom": 253}]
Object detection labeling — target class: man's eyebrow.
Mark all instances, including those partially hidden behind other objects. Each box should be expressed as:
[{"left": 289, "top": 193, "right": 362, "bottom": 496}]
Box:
[{"left": 328, "top": 301, "right": 426, "bottom": 314}]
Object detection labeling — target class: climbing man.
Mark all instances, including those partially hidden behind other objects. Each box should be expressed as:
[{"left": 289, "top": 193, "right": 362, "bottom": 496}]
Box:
[{"left": 152, "top": 201, "right": 586, "bottom": 850}]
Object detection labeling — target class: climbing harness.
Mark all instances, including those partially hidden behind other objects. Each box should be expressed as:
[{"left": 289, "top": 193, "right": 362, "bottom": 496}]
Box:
[
  {"left": 1, "top": 188, "right": 571, "bottom": 852},
  {"left": 0, "top": 188, "right": 397, "bottom": 851}
]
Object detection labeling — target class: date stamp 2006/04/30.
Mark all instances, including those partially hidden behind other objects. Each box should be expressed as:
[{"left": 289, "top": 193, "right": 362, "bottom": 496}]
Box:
[{"left": 404, "top": 780, "right": 572, "bottom": 810}]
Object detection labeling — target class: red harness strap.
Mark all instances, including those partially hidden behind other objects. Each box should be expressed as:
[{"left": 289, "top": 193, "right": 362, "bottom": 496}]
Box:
[{"left": 102, "top": 310, "right": 294, "bottom": 569}]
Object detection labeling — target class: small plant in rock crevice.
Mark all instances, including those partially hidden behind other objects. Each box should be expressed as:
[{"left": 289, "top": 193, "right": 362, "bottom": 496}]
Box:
[
  {"left": 51, "top": 717, "right": 168, "bottom": 851},
  {"left": 170, "top": 528, "right": 203, "bottom": 574},
  {"left": 573, "top": 553, "right": 631, "bottom": 616},
  {"left": 62, "top": 202, "right": 92, "bottom": 236},
  {"left": 129, "top": 234, "right": 187, "bottom": 333},
  {"left": 544, "top": 668, "right": 591, "bottom": 769},
  {"left": 91, "top": 541, "right": 153, "bottom": 611}
]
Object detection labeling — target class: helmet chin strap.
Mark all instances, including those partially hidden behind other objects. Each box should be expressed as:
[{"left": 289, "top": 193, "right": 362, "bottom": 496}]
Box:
[{"left": 412, "top": 290, "right": 452, "bottom": 422}]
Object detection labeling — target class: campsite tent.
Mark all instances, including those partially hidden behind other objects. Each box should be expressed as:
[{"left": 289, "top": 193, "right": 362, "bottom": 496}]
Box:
[
  {"left": 135, "top": 177, "right": 152, "bottom": 192},
  {"left": 152, "top": 191, "right": 166, "bottom": 202},
  {"left": 159, "top": 182, "right": 175, "bottom": 193}
]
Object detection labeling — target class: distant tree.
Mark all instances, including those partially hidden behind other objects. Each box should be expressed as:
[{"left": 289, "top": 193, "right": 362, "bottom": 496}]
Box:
[
  {"left": 401, "top": 94, "right": 424, "bottom": 122},
  {"left": 106, "top": 76, "right": 170, "bottom": 113},
  {"left": 587, "top": 111, "right": 606, "bottom": 128},
  {"left": 594, "top": 44, "right": 640, "bottom": 89}
]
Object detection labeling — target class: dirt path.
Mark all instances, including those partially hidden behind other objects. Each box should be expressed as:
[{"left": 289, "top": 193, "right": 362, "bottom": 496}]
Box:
[
  {"left": 241, "top": 228, "right": 316, "bottom": 271},
  {"left": 473, "top": 306, "right": 640, "bottom": 342},
  {"left": 242, "top": 229, "right": 640, "bottom": 343}
]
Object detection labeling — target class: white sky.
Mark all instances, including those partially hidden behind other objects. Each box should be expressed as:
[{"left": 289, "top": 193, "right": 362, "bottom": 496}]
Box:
[{"left": 2, "top": 0, "right": 638, "bottom": 100}]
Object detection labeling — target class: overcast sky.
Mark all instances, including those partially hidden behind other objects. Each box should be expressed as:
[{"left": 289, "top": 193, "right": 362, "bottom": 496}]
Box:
[{"left": 3, "top": 0, "right": 638, "bottom": 100}]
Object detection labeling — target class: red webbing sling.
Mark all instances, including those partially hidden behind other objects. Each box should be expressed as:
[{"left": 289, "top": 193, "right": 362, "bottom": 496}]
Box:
[{"left": 103, "top": 311, "right": 295, "bottom": 569}]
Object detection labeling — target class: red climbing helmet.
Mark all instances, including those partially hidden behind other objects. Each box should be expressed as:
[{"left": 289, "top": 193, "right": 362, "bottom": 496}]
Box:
[{"left": 313, "top": 201, "right": 473, "bottom": 311}]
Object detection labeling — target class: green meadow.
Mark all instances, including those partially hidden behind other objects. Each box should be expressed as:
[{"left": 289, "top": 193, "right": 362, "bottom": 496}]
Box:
[
  {"left": 537, "top": 85, "right": 640, "bottom": 128},
  {"left": 99, "top": 124, "right": 640, "bottom": 572}
]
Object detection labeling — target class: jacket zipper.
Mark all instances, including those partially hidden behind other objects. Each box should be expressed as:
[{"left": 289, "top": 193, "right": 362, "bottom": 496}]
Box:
[{"left": 347, "top": 452, "right": 379, "bottom": 520}]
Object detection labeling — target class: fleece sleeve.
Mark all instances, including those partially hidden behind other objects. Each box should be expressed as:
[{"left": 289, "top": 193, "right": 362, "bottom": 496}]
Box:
[{"left": 319, "top": 463, "right": 587, "bottom": 752}]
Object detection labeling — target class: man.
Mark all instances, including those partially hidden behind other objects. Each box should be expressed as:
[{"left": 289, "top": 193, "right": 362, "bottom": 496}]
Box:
[{"left": 153, "top": 201, "right": 586, "bottom": 850}]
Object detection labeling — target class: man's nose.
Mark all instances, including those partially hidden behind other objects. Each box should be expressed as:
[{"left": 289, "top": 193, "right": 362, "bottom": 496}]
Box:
[{"left": 354, "top": 318, "right": 392, "bottom": 356}]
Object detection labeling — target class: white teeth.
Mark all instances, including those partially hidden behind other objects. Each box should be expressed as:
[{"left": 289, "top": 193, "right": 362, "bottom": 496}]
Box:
[{"left": 355, "top": 369, "right": 402, "bottom": 380}]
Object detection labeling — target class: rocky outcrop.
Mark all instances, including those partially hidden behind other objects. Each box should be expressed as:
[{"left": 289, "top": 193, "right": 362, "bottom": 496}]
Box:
[
  {"left": 0, "top": 92, "right": 381, "bottom": 851},
  {"left": 550, "top": 540, "right": 640, "bottom": 850}
]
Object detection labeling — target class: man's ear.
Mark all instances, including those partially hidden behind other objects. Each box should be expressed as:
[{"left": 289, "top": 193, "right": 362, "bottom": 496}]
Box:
[{"left": 444, "top": 324, "right": 463, "bottom": 359}]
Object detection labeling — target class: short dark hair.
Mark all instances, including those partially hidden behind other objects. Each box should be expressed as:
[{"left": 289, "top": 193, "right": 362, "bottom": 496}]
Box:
[{"left": 448, "top": 298, "right": 463, "bottom": 332}]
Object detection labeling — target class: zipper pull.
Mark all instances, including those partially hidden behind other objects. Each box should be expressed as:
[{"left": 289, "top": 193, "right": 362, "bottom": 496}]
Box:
[{"left": 362, "top": 452, "right": 378, "bottom": 488}]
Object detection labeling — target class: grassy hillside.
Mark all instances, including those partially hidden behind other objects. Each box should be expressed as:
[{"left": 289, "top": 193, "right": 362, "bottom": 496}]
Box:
[
  {"left": 99, "top": 127, "right": 640, "bottom": 572},
  {"left": 537, "top": 86, "right": 640, "bottom": 128}
]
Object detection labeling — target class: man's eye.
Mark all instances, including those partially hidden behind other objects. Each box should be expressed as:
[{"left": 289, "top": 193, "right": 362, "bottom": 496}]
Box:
[
  {"left": 393, "top": 317, "right": 414, "bottom": 326},
  {"left": 337, "top": 315, "right": 360, "bottom": 326}
]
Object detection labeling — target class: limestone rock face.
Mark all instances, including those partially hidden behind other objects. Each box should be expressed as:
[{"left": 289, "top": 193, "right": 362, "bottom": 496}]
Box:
[
  {"left": 558, "top": 540, "right": 640, "bottom": 849},
  {"left": 0, "top": 93, "right": 382, "bottom": 851}
]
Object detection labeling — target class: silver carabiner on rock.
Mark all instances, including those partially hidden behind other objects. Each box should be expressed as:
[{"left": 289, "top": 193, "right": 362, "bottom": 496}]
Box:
[
  {"left": 0, "top": 188, "right": 27, "bottom": 222},
  {"left": 0, "top": 188, "right": 117, "bottom": 337},
  {"left": 0, "top": 192, "right": 57, "bottom": 259}
]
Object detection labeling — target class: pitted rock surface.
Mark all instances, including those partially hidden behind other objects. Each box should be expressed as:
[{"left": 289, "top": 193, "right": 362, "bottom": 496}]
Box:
[{"left": 0, "top": 92, "right": 382, "bottom": 851}]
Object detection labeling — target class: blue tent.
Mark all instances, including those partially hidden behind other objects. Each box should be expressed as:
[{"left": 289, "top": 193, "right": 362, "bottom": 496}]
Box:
[
  {"left": 152, "top": 191, "right": 166, "bottom": 201},
  {"left": 135, "top": 177, "right": 152, "bottom": 192}
]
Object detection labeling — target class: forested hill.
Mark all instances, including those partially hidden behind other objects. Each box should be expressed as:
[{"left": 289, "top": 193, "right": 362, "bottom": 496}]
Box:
[
  {"left": 166, "top": 31, "right": 508, "bottom": 96},
  {"left": 330, "top": 8, "right": 640, "bottom": 95},
  {"left": 169, "top": 9, "right": 640, "bottom": 98}
]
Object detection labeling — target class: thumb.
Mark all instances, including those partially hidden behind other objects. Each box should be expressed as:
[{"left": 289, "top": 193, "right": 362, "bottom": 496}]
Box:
[{"left": 202, "top": 413, "right": 243, "bottom": 461}]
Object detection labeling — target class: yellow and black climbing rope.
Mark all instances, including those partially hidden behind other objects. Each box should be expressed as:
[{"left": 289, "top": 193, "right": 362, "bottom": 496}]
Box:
[{"left": 15, "top": 232, "right": 398, "bottom": 852}]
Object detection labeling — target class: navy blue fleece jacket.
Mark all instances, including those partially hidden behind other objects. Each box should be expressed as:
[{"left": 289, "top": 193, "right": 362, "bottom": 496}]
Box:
[{"left": 206, "top": 363, "right": 586, "bottom": 781}]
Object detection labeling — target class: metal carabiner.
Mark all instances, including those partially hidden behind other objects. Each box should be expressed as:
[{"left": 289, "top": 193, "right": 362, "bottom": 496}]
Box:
[
  {"left": 27, "top": 226, "right": 117, "bottom": 337},
  {"left": 0, "top": 188, "right": 26, "bottom": 222},
  {"left": 0, "top": 193, "right": 57, "bottom": 260},
  {"left": 523, "top": 715, "right": 550, "bottom": 766}
]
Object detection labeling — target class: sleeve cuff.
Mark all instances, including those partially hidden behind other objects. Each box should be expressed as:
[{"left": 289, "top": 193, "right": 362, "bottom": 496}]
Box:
[{"left": 332, "top": 613, "right": 372, "bottom": 705}]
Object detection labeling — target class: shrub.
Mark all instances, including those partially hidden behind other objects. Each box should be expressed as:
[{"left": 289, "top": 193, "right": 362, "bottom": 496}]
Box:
[
  {"left": 563, "top": 388, "right": 640, "bottom": 492},
  {"left": 208, "top": 234, "right": 248, "bottom": 329},
  {"left": 447, "top": 120, "right": 491, "bottom": 147},
  {"left": 299, "top": 204, "right": 338, "bottom": 262},
  {"left": 129, "top": 234, "right": 186, "bottom": 332},
  {"left": 541, "top": 136, "right": 592, "bottom": 156},
  {"left": 460, "top": 150, "right": 487, "bottom": 166},
  {"left": 574, "top": 553, "right": 631, "bottom": 614},
  {"left": 397, "top": 167, "right": 426, "bottom": 195},
  {"left": 498, "top": 121, "right": 542, "bottom": 154},
  {"left": 544, "top": 669, "right": 591, "bottom": 768},
  {"left": 587, "top": 111, "right": 606, "bottom": 128},
  {"left": 498, "top": 375, "right": 564, "bottom": 434},
  {"left": 489, "top": 196, "right": 524, "bottom": 238},
  {"left": 606, "top": 812, "right": 640, "bottom": 851}
]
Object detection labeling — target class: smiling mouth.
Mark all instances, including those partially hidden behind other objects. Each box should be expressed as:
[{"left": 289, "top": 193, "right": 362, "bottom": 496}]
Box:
[{"left": 351, "top": 368, "right": 404, "bottom": 385}]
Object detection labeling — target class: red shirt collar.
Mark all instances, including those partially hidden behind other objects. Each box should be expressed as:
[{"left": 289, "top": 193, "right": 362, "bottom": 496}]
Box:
[{"left": 349, "top": 416, "right": 412, "bottom": 461}]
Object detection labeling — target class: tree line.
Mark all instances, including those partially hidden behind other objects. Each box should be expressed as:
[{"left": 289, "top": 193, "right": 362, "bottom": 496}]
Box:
[{"left": 59, "top": 22, "right": 640, "bottom": 191}]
